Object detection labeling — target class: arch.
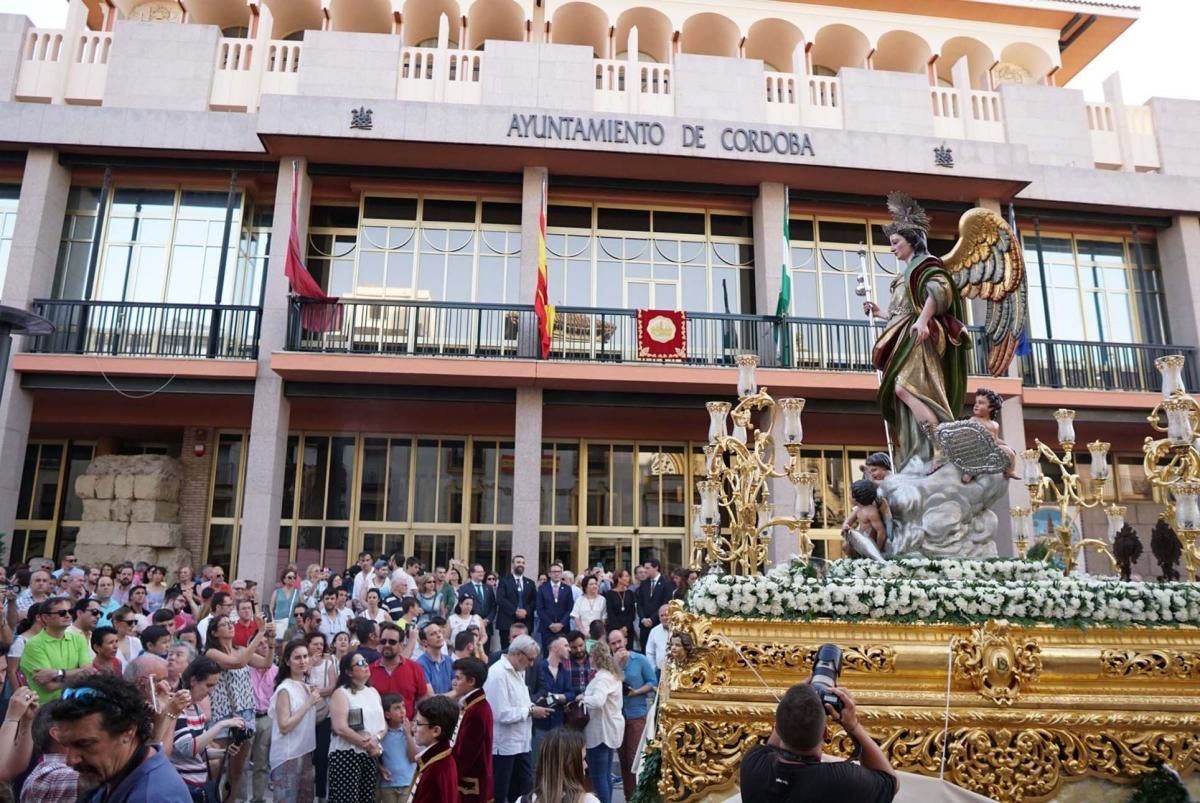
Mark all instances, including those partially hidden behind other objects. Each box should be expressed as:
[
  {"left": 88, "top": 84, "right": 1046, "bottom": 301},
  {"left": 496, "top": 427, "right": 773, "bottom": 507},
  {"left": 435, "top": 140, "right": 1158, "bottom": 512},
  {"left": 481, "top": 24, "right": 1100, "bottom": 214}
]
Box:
[
  {"left": 810, "top": 23, "right": 869, "bottom": 74},
  {"left": 872, "top": 29, "right": 931, "bottom": 75},
  {"left": 263, "top": 0, "right": 323, "bottom": 40},
  {"left": 187, "top": 0, "right": 251, "bottom": 31},
  {"left": 744, "top": 18, "right": 803, "bottom": 73},
  {"left": 679, "top": 12, "right": 739, "bottom": 59},
  {"left": 466, "top": 0, "right": 525, "bottom": 50},
  {"left": 550, "top": 2, "right": 608, "bottom": 58},
  {"left": 999, "top": 42, "right": 1055, "bottom": 85},
  {"left": 403, "top": 0, "right": 462, "bottom": 47},
  {"left": 613, "top": 7, "right": 671, "bottom": 64},
  {"left": 328, "top": 0, "right": 392, "bottom": 34},
  {"left": 937, "top": 36, "right": 995, "bottom": 89}
]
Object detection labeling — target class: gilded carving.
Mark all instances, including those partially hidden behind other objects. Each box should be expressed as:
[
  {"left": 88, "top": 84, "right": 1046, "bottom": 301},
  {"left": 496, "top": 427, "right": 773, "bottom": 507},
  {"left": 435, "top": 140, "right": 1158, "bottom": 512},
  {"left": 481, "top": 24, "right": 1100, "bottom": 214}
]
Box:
[
  {"left": 951, "top": 619, "right": 1041, "bottom": 705},
  {"left": 1100, "top": 649, "right": 1200, "bottom": 679},
  {"left": 130, "top": 1, "right": 183, "bottom": 23}
]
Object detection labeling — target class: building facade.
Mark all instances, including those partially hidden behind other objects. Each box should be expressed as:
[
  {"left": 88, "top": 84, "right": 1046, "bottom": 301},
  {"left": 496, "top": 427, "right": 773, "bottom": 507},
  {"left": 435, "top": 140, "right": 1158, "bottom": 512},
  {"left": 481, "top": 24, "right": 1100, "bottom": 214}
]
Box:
[{"left": 2, "top": 0, "right": 1199, "bottom": 592}]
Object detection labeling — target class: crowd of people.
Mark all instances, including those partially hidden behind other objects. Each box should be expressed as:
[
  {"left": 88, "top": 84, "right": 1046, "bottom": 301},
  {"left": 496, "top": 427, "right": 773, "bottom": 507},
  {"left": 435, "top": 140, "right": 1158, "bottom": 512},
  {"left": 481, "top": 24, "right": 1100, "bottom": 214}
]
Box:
[{"left": 0, "top": 551, "right": 698, "bottom": 803}]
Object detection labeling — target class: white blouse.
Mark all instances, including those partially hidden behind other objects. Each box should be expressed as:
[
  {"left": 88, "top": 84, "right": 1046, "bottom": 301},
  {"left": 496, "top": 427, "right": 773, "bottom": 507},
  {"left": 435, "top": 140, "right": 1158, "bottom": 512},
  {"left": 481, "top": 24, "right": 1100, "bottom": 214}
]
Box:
[
  {"left": 330, "top": 685, "right": 386, "bottom": 754},
  {"left": 449, "top": 613, "right": 484, "bottom": 640},
  {"left": 580, "top": 669, "right": 624, "bottom": 750},
  {"left": 571, "top": 594, "right": 607, "bottom": 633},
  {"left": 269, "top": 678, "right": 316, "bottom": 769}
]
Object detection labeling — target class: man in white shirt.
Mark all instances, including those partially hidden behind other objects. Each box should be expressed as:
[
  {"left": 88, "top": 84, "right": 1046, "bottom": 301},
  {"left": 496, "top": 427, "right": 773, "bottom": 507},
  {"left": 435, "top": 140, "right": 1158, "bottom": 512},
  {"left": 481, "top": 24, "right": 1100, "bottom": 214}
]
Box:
[
  {"left": 646, "top": 603, "right": 670, "bottom": 672},
  {"left": 349, "top": 551, "right": 375, "bottom": 603},
  {"left": 318, "top": 587, "right": 353, "bottom": 640},
  {"left": 195, "top": 591, "right": 235, "bottom": 649},
  {"left": 482, "top": 634, "right": 552, "bottom": 803}
]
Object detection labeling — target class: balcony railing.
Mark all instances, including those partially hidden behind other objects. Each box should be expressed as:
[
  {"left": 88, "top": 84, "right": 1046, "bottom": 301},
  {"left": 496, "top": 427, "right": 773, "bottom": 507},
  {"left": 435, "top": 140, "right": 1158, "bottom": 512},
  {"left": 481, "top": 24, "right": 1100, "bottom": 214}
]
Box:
[
  {"left": 1020, "top": 338, "right": 1197, "bottom": 393},
  {"left": 29, "top": 300, "right": 261, "bottom": 359},
  {"left": 287, "top": 298, "right": 992, "bottom": 375}
]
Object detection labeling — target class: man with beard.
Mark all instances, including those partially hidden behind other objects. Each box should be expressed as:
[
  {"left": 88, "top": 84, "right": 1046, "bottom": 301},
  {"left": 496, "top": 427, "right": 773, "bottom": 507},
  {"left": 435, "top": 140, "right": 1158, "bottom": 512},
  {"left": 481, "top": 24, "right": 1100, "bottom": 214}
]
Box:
[
  {"left": 112, "top": 564, "right": 135, "bottom": 606},
  {"left": 49, "top": 672, "right": 191, "bottom": 802},
  {"left": 496, "top": 555, "right": 536, "bottom": 652},
  {"left": 370, "top": 621, "right": 431, "bottom": 718}
]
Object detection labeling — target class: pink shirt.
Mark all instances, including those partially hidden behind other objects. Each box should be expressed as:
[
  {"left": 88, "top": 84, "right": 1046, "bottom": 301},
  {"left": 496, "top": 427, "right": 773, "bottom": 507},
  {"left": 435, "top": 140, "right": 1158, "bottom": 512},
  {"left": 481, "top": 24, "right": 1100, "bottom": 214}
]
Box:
[{"left": 250, "top": 665, "right": 278, "bottom": 714}]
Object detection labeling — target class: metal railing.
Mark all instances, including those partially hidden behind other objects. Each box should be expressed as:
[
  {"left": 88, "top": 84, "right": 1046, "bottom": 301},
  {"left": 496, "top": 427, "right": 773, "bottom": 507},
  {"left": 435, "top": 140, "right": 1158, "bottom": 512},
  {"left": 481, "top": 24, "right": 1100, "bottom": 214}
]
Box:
[
  {"left": 288, "top": 297, "right": 537, "bottom": 358},
  {"left": 29, "top": 299, "right": 261, "bottom": 359},
  {"left": 287, "top": 299, "right": 996, "bottom": 375},
  {"left": 1020, "top": 339, "right": 1197, "bottom": 393}
]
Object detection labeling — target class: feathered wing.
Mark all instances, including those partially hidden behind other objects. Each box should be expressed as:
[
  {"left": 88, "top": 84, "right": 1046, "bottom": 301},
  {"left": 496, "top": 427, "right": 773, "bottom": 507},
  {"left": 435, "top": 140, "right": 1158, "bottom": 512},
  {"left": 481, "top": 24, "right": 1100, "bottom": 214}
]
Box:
[{"left": 941, "top": 208, "right": 1027, "bottom": 377}]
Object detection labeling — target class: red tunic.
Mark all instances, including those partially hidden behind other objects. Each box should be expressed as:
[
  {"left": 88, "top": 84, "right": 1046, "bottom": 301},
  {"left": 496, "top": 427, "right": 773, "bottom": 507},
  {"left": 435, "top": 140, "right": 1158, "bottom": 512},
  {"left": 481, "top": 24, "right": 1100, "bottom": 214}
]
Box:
[
  {"left": 411, "top": 741, "right": 458, "bottom": 803},
  {"left": 452, "top": 689, "right": 494, "bottom": 803}
]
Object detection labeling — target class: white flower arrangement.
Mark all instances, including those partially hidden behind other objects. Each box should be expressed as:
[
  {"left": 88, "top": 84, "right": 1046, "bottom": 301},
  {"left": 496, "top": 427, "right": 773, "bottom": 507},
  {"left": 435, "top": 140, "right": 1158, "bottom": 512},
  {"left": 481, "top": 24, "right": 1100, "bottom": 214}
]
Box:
[{"left": 686, "top": 558, "right": 1200, "bottom": 627}]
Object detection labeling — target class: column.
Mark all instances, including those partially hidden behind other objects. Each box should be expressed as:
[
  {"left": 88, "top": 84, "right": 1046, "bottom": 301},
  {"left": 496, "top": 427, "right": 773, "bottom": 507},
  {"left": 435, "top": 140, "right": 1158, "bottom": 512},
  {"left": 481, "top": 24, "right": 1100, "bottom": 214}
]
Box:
[
  {"left": 994, "top": 394, "right": 1030, "bottom": 558},
  {"left": 1159, "top": 214, "right": 1200, "bottom": 348},
  {"left": 512, "top": 387, "right": 544, "bottom": 573},
  {"left": 752, "top": 181, "right": 786, "bottom": 366},
  {"left": 0, "top": 148, "right": 71, "bottom": 561},
  {"left": 1102, "top": 73, "right": 1136, "bottom": 173},
  {"left": 236, "top": 158, "right": 308, "bottom": 589},
  {"left": 517, "top": 166, "right": 547, "bottom": 358}
]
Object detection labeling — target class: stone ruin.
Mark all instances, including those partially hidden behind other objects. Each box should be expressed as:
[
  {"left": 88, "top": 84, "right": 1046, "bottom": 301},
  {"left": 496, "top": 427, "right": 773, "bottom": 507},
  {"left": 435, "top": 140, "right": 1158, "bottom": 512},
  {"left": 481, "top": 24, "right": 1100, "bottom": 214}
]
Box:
[{"left": 73, "top": 454, "right": 194, "bottom": 569}]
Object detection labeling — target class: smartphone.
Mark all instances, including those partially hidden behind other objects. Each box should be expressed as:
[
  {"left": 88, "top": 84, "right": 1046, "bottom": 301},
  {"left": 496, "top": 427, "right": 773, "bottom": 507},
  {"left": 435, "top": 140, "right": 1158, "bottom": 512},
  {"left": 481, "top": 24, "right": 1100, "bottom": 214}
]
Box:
[{"left": 149, "top": 678, "right": 158, "bottom": 711}]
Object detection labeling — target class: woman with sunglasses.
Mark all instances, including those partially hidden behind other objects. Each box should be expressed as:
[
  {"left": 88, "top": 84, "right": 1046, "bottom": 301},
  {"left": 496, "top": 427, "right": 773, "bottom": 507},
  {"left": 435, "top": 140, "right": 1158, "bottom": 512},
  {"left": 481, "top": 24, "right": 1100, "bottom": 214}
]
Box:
[
  {"left": 272, "top": 569, "right": 303, "bottom": 640},
  {"left": 111, "top": 605, "right": 143, "bottom": 671},
  {"left": 440, "top": 565, "right": 464, "bottom": 619},
  {"left": 415, "top": 575, "right": 443, "bottom": 628},
  {"left": 329, "top": 652, "right": 387, "bottom": 803},
  {"left": 205, "top": 612, "right": 275, "bottom": 797},
  {"left": 171, "top": 657, "right": 248, "bottom": 802},
  {"left": 269, "top": 640, "right": 322, "bottom": 803}
]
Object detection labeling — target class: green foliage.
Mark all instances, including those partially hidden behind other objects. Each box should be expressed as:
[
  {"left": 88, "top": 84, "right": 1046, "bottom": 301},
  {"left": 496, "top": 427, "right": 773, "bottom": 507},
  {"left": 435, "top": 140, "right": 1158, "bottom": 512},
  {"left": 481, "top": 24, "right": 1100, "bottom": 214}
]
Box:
[
  {"left": 1128, "top": 765, "right": 1192, "bottom": 803},
  {"left": 630, "top": 745, "right": 664, "bottom": 803}
]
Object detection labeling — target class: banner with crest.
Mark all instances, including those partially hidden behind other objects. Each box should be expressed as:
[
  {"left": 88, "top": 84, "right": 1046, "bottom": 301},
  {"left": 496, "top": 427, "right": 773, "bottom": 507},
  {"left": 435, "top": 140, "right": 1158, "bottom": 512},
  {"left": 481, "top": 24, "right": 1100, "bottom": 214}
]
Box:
[{"left": 637, "top": 309, "right": 687, "bottom": 361}]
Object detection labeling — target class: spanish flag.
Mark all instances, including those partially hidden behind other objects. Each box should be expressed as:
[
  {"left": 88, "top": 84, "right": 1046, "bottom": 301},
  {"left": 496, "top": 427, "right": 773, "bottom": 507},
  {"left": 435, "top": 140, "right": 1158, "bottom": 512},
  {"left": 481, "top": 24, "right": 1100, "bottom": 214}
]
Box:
[{"left": 535, "top": 172, "right": 555, "bottom": 359}]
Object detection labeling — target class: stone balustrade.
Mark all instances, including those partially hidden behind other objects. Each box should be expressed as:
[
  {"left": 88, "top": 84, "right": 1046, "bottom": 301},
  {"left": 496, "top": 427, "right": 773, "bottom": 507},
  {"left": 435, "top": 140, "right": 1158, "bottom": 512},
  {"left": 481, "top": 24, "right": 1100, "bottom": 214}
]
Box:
[{"left": 0, "top": 15, "right": 1187, "bottom": 176}]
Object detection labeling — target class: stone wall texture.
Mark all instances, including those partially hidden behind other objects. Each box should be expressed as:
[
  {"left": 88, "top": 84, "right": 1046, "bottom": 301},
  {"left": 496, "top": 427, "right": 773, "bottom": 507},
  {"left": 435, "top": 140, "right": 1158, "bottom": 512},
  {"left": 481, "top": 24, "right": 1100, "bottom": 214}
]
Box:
[{"left": 74, "top": 454, "right": 193, "bottom": 569}]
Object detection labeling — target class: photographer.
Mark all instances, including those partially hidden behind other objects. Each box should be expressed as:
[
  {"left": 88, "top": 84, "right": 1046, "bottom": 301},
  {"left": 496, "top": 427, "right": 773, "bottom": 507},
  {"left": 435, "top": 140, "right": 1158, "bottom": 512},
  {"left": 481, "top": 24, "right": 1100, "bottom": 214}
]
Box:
[{"left": 740, "top": 683, "right": 898, "bottom": 801}]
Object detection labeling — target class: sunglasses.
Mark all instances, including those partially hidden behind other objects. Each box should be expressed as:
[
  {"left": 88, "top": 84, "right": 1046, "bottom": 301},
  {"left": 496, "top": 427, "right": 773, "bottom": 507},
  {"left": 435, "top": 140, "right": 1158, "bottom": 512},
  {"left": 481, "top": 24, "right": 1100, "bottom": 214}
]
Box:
[
  {"left": 86, "top": 609, "right": 102, "bottom": 616},
  {"left": 62, "top": 687, "right": 110, "bottom": 703},
  {"left": 379, "top": 638, "right": 400, "bottom": 645},
  {"left": 46, "top": 609, "right": 72, "bottom": 618},
  {"left": 351, "top": 659, "right": 369, "bottom": 668}
]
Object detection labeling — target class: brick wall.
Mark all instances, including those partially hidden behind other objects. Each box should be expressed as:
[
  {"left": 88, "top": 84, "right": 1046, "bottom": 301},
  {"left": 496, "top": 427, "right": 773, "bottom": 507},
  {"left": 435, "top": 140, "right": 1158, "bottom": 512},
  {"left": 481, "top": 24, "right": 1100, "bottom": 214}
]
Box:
[{"left": 179, "top": 427, "right": 213, "bottom": 564}]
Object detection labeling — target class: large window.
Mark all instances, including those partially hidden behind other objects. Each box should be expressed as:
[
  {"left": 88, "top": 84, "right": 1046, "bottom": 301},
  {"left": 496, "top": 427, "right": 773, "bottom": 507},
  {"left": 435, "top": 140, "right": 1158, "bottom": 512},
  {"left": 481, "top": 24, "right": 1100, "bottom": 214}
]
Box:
[
  {"left": 204, "top": 432, "right": 248, "bottom": 574},
  {"left": 12, "top": 441, "right": 95, "bottom": 563},
  {"left": 0, "top": 185, "right": 18, "bottom": 292},
  {"left": 545, "top": 205, "right": 755, "bottom": 313},
  {"left": 306, "top": 197, "right": 522, "bottom": 303},
  {"left": 787, "top": 217, "right": 956, "bottom": 320},
  {"left": 51, "top": 186, "right": 270, "bottom": 306},
  {"left": 1023, "top": 233, "right": 1164, "bottom": 344}
]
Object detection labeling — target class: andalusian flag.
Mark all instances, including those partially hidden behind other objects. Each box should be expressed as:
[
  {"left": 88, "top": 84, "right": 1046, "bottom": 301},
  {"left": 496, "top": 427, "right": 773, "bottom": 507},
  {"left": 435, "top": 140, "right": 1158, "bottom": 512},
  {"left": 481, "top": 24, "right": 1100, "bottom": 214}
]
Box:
[
  {"left": 774, "top": 187, "right": 793, "bottom": 367},
  {"left": 535, "top": 172, "right": 555, "bottom": 359}
]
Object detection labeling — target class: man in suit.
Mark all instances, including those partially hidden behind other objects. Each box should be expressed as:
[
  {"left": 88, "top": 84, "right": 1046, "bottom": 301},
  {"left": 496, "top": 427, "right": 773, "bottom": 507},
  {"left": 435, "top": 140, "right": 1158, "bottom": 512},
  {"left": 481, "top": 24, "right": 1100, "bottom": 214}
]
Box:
[
  {"left": 458, "top": 563, "right": 498, "bottom": 634},
  {"left": 496, "top": 555, "right": 537, "bottom": 651},
  {"left": 636, "top": 558, "right": 673, "bottom": 651},
  {"left": 535, "top": 562, "right": 573, "bottom": 648}
]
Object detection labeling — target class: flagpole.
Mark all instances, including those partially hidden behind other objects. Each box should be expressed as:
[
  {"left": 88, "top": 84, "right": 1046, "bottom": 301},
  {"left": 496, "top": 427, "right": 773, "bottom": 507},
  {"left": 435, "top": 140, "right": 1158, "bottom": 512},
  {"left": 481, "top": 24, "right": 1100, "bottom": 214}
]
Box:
[{"left": 856, "top": 242, "right": 896, "bottom": 471}]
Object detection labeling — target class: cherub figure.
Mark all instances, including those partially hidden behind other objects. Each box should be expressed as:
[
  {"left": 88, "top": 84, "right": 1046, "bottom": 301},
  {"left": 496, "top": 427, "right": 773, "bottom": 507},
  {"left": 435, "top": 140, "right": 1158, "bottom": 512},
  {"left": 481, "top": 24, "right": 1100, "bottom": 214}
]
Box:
[
  {"left": 841, "top": 478, "right": 889, "bottom": 557},
  {"left": 963, "top": 388, "right": 1019, "bottom": 483}
]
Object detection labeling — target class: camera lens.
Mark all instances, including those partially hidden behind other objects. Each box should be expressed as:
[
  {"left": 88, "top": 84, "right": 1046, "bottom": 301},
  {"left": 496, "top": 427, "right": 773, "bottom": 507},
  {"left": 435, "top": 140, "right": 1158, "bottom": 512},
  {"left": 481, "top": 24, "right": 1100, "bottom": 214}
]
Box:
[{"left": 810, "top": 643, "right": 842, "bottom": 691}]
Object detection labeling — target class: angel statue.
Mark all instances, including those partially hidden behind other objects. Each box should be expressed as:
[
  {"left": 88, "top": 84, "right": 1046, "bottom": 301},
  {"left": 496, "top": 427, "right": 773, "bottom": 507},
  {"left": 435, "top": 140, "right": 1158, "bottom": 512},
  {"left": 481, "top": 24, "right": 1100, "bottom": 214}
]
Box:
[{"left": 864, "top": 192, "right": 1026, "bottom": 472}]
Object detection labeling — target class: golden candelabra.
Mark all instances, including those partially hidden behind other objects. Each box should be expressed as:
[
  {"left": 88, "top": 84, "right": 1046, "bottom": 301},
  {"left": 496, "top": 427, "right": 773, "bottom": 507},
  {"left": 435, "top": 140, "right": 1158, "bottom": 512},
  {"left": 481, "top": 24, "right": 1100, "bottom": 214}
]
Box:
[
  {"left": 1019, "top": 408, "right": 1120, "bottom": 576},
  {"left": 1143, "top": 354, "right": 1200, "bottom": 581},
  {"left": 693, "top": 354, "right": 817, "bottom": 574}
]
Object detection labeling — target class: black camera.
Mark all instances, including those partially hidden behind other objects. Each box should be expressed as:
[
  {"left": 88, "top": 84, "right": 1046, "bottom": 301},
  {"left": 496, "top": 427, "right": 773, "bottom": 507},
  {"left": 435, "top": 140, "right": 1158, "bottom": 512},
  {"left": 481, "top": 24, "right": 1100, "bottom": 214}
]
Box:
[
  {"left": 810, "top": 643, "right": 843, "bottom": 713},
  {"left": 228, "top": 726, "right": 253, "bottom": 745}
]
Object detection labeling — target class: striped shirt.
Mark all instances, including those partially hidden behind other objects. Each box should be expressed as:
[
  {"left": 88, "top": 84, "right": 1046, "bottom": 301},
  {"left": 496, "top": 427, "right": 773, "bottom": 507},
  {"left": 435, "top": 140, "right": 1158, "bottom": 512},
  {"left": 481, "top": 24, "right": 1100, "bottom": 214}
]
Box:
[
  {"left": 19, "top": 753, "right": 78, "bottom": 803},
  {"left": 171, "top": 704, "right": 211, "bottom": 787}
]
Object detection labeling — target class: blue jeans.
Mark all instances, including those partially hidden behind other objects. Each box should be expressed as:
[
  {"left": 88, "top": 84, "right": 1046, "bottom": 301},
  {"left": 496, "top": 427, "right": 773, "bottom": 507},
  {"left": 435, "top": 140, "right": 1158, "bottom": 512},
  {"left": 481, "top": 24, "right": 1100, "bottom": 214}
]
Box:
[{"left": 587, "top": 744, "right": 614, "bottom": 803}]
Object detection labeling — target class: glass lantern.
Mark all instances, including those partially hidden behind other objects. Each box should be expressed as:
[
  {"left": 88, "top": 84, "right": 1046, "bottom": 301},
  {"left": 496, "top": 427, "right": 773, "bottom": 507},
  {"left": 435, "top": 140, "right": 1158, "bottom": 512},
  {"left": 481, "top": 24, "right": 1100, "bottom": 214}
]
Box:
[
  {"left": 1009, "top": 506, "right": 1033, "bottom": 543},
  {"left": 1163, "top": 397, "right": 1196, "bottom": 446},
  {"left": 1173, "top": 481, "right": 1200, "bottom": 531},
  {"left": 1054, "top": 408, "right": 1076, "bottom": 445},
  {"left": 1105, "top": 504, "right": 1127, "bottom": 541},
  {"left": 1022, "top": 449, "right": 1043, "bottom": 486},
  {"left": 793, "top": 470, "right": 816, "bottom": 520},
  {"left": 706, "top": 402, "right": 730, "bottom": 445},
  {"left": 1087, "top": 440, "right": 1111, "bottom": 483},
  {"left": 735, "top": 354, "right": 759, "bottom": 398},
  {"left": 697, "top": 480, "right": 721, "bottom": 524},
  {"left": 1156, "top": 354, "right": 1187, "bottom": 399},
  {"left": 778, "top": 397, "right": 805, "bottom": 445}
]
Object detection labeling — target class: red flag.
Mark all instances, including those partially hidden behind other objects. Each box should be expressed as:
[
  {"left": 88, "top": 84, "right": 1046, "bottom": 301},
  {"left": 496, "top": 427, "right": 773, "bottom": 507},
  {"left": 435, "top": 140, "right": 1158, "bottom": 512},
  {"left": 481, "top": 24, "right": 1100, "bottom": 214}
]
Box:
[
  {"left": 285, "top": 161, "right": 334, "bottom": 302},
  {"left": 534, "top": 172, "right": 555, "bottom": 359}
]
